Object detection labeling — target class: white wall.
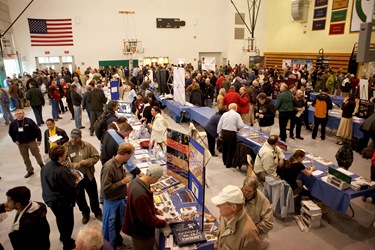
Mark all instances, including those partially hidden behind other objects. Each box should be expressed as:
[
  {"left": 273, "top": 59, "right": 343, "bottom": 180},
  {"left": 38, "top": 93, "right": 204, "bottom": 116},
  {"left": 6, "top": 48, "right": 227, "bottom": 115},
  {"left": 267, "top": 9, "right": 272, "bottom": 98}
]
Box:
[{"left": 7, "top": 0, "right": 268, "bottom": 72}]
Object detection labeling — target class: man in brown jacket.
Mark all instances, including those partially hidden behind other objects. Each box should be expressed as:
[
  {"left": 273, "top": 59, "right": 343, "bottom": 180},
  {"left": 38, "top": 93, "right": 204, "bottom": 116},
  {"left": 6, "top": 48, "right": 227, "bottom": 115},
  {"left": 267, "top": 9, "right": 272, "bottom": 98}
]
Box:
[
  {"left": 64, "top": 129, "right": 102, "bottom": 224},
  {"left": 212, "top": 185, "right": 261, "bottom": 250}
]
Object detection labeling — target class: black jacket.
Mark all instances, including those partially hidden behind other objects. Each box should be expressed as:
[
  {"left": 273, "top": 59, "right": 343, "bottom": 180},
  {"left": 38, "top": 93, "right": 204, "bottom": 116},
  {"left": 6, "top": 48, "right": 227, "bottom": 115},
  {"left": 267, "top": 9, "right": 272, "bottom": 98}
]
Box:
[
  {"left": 190, "top": 88, "right": 204, "bottom": 106},
  {"left": 41, "top": 160, "right": 78, "bottom": 207},
  {"left": 262, "top": 82, "right": 273, "bottom": 97},
  {"left": 26, "top": 87, "right": 45, "bottom": 107},
  {"left": 257, "top": 98, "right": 276, "bottom": 127},
  {"left": 204, "top": 83, "right": 215, "bottom": 100},
  {"left": 88, "top": 89, "right": 107, "bottom": 111},
  {"left": 9, "top": 117, "right": 42, "bottom": 143},
  {"left": 44, "top": 127, "right": 69, "bottom": 154},
  {"left": 71, "top": 90, "right": 82, "bottom": 106},
  {"left": 8, "top": 201, "right": 50, "bottom": 250}
]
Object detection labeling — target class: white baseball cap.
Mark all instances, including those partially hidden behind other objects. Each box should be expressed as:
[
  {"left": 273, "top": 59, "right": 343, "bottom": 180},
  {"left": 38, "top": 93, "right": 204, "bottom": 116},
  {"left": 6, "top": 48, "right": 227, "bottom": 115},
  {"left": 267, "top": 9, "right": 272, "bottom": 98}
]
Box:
[{"left": 211, "top": 185, "right": 244, "bottom": 205}]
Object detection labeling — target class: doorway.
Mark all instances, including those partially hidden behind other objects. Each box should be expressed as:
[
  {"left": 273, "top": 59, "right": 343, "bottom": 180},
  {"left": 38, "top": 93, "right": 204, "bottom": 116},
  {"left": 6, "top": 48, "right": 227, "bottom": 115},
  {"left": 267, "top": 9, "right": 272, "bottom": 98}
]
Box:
[{"left": 36, "top": 56, "right": 75, "bottom": 72}]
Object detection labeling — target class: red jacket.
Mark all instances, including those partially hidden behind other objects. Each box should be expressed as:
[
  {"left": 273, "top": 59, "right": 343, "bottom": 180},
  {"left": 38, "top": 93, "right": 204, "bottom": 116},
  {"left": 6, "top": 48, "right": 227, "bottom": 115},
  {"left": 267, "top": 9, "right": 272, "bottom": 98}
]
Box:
[
  {"left": 216, "top": 76, "right": 225, "bottom": 89},
  {"left": 48, "top": 85, "right": 61, "bottom": 102},
  {"left": 237, "top": 94, "right": 250, "bottom": 114},
  {"left": 222, "top": 89, "right": 241, "bottom": 108}
]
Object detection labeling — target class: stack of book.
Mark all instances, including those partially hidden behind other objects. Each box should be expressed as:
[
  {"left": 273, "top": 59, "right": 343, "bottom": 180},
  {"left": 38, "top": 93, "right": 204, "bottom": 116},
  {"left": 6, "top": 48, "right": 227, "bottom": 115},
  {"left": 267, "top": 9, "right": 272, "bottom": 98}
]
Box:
[{"left": 300, "top": 200, "right": 322, "bottom": 229}]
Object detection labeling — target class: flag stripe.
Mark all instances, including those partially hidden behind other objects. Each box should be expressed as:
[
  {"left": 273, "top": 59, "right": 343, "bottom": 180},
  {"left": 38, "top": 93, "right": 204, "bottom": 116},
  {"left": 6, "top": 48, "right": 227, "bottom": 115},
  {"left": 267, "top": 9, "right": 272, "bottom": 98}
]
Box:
[
  {"left": 31, "top": 39, "right": 73, "bottom": 42},
  {"left": 31, "top": 35, "right": 73, "bottom": 38},
  {"left": 32, "top": 43, "right": 74, "bottom": 46},
  {"left": 28, "top": 18, "right": 74, "bottom": 46}
]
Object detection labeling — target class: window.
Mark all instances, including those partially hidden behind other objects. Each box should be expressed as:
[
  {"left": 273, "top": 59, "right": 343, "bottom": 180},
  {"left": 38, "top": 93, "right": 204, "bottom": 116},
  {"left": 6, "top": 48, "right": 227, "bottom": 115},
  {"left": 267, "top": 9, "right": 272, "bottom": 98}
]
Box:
[
  {"left": 49, "top": 57, "right": 60, "bottom": 63},
  {"left": 62, "top": 56, "right": 73, "bottom": 63}
]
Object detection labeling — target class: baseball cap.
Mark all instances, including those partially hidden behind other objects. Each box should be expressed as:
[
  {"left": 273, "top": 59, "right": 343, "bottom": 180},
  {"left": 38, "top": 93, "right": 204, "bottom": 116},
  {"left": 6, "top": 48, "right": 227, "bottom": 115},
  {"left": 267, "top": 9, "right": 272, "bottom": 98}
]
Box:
[
  {"left": 211, "top": 185, "right": 244, "bottom": 205},
  {"left": 71, "top": 129, "right": 82, "bottom": 138},
  {"left": 146, "top": 165, "right": 164, "bottom": 178}
]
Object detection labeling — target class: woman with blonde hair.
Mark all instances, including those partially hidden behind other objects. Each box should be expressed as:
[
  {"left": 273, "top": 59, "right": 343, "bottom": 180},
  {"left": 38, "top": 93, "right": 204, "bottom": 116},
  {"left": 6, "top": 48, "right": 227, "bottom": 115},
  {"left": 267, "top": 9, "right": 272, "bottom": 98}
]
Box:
[{"left": 217, "top": 88, "right": 226, "bottom": 110}]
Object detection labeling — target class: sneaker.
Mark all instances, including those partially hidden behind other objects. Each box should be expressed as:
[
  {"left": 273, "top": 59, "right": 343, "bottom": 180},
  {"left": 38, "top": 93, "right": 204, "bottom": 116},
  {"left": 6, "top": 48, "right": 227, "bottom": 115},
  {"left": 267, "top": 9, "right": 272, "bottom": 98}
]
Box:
[
  {"left": 82, "top": 216, "right": 90, "bottom": 224},
  {"left": 54, "top": 119, "right": 59, "bottom": 121},
  {"left": 58, "top": 116, "right": 63, "bottom": 119},
  {"left": 24, "top": 172, "right": 34, "bottom": 178},
  {"left": 70, "top": 118, "right": 74, "bottom": 120},
  {"left": 78, "top": 126, "right": 86, "bottom": 129},
  {"left": 95, "top": 214, "right": 103, "bottom": 221}
]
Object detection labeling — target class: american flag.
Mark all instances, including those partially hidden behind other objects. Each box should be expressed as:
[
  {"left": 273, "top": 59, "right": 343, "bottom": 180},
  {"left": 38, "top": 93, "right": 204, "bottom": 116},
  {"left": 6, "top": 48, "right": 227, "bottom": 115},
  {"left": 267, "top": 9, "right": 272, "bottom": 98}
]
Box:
[{"left": 28, "top": 18, "right": 74, "bottom": 46}]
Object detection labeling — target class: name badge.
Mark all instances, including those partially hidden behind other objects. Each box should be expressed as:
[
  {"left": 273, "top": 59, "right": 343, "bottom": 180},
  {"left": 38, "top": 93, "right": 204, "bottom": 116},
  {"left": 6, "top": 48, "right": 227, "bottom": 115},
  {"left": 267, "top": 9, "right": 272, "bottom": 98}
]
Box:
[
  {"left": 18, "top": 127, "right": 24, "bottom": 132},
  {"left": 70, "top": 152, "right": 76, "bottom": 158}
]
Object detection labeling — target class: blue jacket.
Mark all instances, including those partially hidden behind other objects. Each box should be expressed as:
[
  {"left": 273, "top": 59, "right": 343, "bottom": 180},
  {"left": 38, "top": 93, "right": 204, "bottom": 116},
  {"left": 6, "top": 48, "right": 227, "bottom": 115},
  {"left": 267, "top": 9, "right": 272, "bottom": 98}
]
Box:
[{"left": 204, "top": 113, "right": 222, "bottom": 137}]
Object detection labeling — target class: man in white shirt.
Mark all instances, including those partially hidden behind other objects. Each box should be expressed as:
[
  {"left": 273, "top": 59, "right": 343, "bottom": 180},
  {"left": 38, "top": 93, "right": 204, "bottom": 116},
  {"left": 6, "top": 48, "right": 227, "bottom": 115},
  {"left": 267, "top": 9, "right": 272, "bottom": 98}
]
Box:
[
  {"left": 253, "top": 135, "right": 285, "bottom": 182},
  {"left": 217, "top": 103, "right": 244, "bottom": 168}
]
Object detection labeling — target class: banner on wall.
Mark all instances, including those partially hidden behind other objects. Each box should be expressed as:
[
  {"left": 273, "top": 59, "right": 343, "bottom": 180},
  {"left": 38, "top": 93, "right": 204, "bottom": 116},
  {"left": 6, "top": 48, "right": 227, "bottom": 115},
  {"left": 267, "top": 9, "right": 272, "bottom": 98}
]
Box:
[
  {"left": 332, "top": 0, "right": 348, "bottom": 10},
  {"left": 312, "top": 19, "right": 326, "bottom": 30},
  {"left": 350, "top": 0, "right": 375, "bottom": 32},
  {"left": 329, "top": 23, "right": 346, "bottom": 35},
  {"left": 201, "top": 57, "right": 215, "bottom": 71},
  {"left": 282, "top": 60, "right": 292, "bottom": 71},
  {"left": 331, "top": 9, "right": 347, "bottom": 22},
  {"left": 291, "top": 59, "right": 313, "bottom": 72},
  {"left": 166, "top": 128, "right": 190, "bottom": 187},
  {"left": 315, "top": 0, "right": 328, "bottom": 7}
]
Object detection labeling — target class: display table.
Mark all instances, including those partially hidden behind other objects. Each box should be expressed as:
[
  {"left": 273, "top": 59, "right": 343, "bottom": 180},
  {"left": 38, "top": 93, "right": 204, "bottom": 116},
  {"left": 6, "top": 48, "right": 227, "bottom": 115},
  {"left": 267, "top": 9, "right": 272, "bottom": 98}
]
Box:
[
  {"left": 307, "top": 106, "right": 364, "bottom": 138},
  {"left": 189, "top": 107, "right": 216, "bottom": 127},
  {"left": 237, "top": 126, "right": 375, "bottom": 216},
  {"left": 310, "top": 93, "right": 344, "bottom": 106},
  {"left": 165, "top": 100, "right": 193, "bottom": 123},
  {"left": 155, "top": 94, "right": 168, "bottom": 107}
]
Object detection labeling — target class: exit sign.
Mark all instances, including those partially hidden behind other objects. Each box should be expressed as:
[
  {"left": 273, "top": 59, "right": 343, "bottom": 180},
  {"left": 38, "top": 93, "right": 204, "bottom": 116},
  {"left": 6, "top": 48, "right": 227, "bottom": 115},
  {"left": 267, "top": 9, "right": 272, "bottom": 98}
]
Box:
[
  {"left": 45, "top": 51, "right": 50, "bottom": 54},
  {"left": 64, "top": 50, "right": 69, "bottom": 54}
]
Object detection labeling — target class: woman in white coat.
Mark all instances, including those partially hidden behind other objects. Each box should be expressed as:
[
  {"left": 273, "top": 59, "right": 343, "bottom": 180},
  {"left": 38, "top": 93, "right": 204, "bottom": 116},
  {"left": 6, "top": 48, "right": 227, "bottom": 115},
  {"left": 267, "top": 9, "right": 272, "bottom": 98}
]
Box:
[{"left": 148, "top": 106, "right": 168, "bottom": 149}]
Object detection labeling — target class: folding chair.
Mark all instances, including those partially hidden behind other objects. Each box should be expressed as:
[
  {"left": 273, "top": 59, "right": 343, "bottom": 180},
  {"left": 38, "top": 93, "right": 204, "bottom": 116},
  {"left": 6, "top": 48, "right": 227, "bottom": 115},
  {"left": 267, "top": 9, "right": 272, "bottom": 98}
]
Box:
[{"left": 188, "top": 122, "right": 208, "bottom": 148}]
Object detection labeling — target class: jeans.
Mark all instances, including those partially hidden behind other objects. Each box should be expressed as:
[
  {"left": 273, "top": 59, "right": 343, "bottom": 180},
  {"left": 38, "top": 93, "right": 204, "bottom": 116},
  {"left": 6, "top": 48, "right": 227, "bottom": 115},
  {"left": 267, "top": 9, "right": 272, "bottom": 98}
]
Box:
[
  {"left": 10, "top": 97, "right": 19, "bottom": 109},
  {"left": 205, "top": 99, "right": 213, "bottom": 108},
  {"left": 51, "top": 99, "right": 59, "bottom": 119},
  {"left": 73, "top": 105, "right": 82, "bottom": 128},
  {"left": 0, "top": 103, "right": 14, "bottom": 124},
  {"left": 102, "top": 199, "right": 125, "bottom": 248},
  {"left": 31, "top": 105, "right": 44, "bottom": 125},
  {"left": 76, "top": 175, "right": 102, "bottom": 217}
]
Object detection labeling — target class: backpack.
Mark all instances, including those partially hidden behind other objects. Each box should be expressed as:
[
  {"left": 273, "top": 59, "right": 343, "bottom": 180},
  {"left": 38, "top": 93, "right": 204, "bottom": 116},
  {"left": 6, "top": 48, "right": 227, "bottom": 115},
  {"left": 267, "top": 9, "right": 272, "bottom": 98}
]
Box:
[
  {"left": 94, "top": 112, "right": 110, "bottom": 140},
  {"left": 1, "top": 90, "right": 10, "bottom": 104},
  {"left": 314, "top": 98, "right": 327, "bottom": 118}
]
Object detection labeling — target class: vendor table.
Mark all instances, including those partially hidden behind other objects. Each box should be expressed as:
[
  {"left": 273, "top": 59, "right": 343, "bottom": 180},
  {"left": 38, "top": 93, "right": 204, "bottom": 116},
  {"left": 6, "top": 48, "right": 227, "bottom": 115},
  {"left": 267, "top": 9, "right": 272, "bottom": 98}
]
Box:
[
  {"left": 165, "top": 100, "right": 192, "bottom": 123},
  {"left": 189, "top": 107, "right": 216, "bottom": 127},
  {"left": 237, "top": 126, "right": 375, "bottom": 217},
  {"left": 155, "top": 94, "right": 168, "bottom": 107},
  {"left": 307, "top": 106, "right": 364, "bottom": 138},
  {"left": 310, "top": 93, "right": 344, "bottom": 106}
]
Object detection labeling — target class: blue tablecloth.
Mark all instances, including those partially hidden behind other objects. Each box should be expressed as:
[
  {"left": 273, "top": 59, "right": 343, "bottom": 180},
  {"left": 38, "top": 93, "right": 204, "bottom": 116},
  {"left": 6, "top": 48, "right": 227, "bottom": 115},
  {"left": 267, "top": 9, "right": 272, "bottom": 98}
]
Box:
[
  {"left": 155, "top": 94, "right": 168, "bottom": 106},
  {"left": 189, "top": 107, "right": 216, "bottom": 127},
  {"left": 310, "top": 93, "right": 344, "bottom": 106},
  {"left": 307, "top": 106, "right": 364, "bottom": 138},
  {"left": 166, "top": 100, "right": 192, "bottom": 122},
  {"left": 237, "top": 126, "right": 375, "bottom": 215}
]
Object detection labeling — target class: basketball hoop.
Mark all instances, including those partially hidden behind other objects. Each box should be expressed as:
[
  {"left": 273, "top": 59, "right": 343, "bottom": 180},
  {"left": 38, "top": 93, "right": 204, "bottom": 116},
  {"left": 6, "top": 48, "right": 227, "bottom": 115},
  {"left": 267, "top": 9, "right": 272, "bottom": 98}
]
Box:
[{"left": 243, "top": 37, "right": 255, "bottom": 53}]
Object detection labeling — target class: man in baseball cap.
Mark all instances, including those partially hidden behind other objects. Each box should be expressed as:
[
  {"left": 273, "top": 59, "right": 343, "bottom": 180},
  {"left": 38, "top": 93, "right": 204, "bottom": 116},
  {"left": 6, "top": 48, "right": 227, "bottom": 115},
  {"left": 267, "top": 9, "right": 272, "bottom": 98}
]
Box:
[{"left": 211, "top": 185, "right": 261, "bottom": 250}]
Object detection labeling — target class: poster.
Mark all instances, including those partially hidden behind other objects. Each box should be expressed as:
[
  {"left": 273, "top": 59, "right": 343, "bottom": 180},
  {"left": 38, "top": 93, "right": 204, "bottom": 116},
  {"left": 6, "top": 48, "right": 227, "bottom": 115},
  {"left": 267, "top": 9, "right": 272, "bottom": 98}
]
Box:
[
  {"left": 314, "top": 7, "right": 328, "bottom": 19},
  {"left": 332, "top": 0, "right": 349, "bottom": 10},
  {"left": 312, "top": 19, "right": 326, "bottom": 30},
  {"left": 201, "top": 57, "right": 215, "bottom": 71},
  {"left": 329, "top": 23, "right": 346, "bottom": 35},
  {"left": 188, "top": 138, "right": 205, "bottom": 202},
  {"left": 282, "top": 60, "right": 292, "bottom": 71},
  {"left": 291, "top": 59, "right": 313, "bottom": 72},
  {"left": 315, "top": 0, "right": 328, "bottom": 7},
  {"left": 350, "top": 0, "right": 375, "bottom": 32},
  {"left": 166, "top": 128, "right": 190, "bottom": 186},
  {"left": 173, "top": 67, "right": 186, "bottom": 105},
  {"left": 331, "top": 9, "right": 347, "bottom": 22}
]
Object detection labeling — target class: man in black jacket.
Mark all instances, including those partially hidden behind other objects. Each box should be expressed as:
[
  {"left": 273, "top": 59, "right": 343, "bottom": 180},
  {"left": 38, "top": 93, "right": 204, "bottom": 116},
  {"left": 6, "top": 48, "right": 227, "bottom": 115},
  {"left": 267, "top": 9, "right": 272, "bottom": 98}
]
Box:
[
  {"left": 4, "top": 186, "right": 50, "bottom": 250},
  {"left": 204, "top": 78, "right": 215, "bottom": 108},
  {"left": 26, "top": 81, "right": 45, "bottom": 126},
  {"left": 71, "top": 84, "right": 85, "bottom": 129},
  {"left": 41, "top": 145, "right": 79, "bottom": 250},
  {"left": 88, "top": 83, "right": 107, "bottom": 136},
  {"left": 8, "top": 109, "right": 44, "bottom": 178},
  {"left": 256, "top": 93, "right": 276, "bottom": 135}
]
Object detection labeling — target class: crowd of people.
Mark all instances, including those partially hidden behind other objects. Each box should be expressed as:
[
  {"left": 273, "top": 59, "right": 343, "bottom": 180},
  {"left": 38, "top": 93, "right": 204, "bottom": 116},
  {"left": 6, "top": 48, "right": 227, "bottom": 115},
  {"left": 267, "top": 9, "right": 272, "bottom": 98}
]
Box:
[{"left": 0, "top": 62, "right": 375, "bottom": 250}]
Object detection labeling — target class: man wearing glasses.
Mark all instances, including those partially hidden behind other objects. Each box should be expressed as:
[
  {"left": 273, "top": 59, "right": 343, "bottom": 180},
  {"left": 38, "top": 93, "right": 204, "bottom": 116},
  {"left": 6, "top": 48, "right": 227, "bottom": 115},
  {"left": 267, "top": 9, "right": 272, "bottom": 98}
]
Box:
[{"left": 8, "top": 109, "right": 44, "bottom": 178}]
